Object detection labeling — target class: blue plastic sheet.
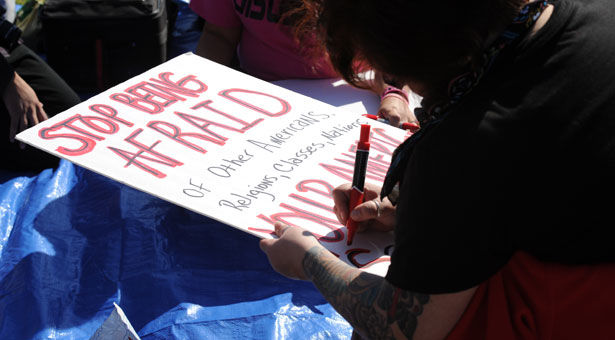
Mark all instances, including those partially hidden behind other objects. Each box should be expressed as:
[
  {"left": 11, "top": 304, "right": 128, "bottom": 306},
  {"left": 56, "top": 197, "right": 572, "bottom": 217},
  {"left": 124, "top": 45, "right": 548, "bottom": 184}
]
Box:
[{"left": 0, "top": 160, "right": 352, "bottom": 339}]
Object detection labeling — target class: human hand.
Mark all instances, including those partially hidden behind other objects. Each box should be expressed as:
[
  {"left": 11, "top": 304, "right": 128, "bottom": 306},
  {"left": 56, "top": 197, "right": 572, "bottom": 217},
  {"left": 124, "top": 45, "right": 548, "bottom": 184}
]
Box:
[
  {"left": 3, "top": 72, "right": 48, "bottom": 146},
  {"left": 378, "top": 94, "right": 416, "bottom": 127},
  {"left": 332, "top": 183, "right": 396, "bottom": 233},
  {"left": 370, "top": 72, "right": 418, "bottom": 127},
  {"left": 259, "top": 222, "right": 322, "bottom": 280}
]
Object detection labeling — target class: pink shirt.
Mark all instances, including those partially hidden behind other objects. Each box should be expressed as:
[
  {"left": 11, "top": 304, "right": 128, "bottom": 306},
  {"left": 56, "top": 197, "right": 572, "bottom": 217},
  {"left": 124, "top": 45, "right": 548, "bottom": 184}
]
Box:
[{"left": 189, "top": 0, "right": 338, "bottom": 81}]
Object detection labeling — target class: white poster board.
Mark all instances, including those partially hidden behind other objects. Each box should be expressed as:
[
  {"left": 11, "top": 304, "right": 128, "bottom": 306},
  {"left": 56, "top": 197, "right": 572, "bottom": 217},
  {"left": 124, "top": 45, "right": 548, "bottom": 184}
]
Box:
[{"left": 17, "top": 53, "right": 410, "bottom": 276}]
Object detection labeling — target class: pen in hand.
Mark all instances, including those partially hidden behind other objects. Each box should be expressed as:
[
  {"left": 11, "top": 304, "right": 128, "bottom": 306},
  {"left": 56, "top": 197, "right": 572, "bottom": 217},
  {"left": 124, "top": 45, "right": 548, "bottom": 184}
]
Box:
[
  {"left": 346, "top": 124, "right": 371, "bottom": 245},
  {"left": 363, "top": 114, "right": 420, "bottom": 133}
]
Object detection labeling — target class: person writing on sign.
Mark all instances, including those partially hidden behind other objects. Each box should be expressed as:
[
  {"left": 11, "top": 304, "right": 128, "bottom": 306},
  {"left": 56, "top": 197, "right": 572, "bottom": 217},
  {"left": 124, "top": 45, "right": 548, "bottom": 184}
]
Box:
[
  {"left": 188, "top": 0, "right": 418, "bottom": 127},
  {"left": 0, "top": 11, "right": 80, "bottom": 171},
  {"left": 260, "top": 0, "right": 615, "bottom": 339}
]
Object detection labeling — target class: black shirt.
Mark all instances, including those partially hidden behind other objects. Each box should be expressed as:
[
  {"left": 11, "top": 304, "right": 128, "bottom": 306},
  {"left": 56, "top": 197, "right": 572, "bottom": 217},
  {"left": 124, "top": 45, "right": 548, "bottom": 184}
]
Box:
[{"left": 386, "top": 0, "right": 615, "bottom": 294}]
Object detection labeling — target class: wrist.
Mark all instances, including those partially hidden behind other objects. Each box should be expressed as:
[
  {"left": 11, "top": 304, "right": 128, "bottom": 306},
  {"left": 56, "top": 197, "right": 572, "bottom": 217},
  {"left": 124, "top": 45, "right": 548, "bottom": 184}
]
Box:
[
  {"left": 380, "top": 86, "right": 409, "bottom": 105},
  {"left": 302, "top": 245, "right": 333, "bottom": 280}
]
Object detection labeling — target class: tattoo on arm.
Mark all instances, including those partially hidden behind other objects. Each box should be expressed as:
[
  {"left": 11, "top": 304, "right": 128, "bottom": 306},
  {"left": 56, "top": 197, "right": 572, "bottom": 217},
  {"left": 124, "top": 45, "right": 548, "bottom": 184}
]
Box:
[{"left": 303, "top": 246, "right": 430, "bottom": 340}]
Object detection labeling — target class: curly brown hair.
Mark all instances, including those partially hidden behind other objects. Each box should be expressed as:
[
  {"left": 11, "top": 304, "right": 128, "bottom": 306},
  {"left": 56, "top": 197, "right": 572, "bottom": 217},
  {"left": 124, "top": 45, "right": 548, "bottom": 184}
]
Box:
[{"left": 284, "top": 0, "right": 526, "bottom": 97}]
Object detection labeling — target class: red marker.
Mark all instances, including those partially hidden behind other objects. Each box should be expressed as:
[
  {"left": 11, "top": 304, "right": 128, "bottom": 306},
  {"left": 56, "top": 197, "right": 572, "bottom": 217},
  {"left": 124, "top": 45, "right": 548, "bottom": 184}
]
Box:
[
  {"left": 346, "top": 124, "right": 371, "bottom": 245},
  {"left": 363, "top": 114, "right": 420, "bottom": 133}
]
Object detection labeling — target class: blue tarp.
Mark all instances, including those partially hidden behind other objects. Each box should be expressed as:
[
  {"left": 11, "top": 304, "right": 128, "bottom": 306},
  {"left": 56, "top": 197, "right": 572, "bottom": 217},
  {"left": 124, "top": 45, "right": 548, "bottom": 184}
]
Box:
[{"left": 0, "top": 160, "right": 352, "bottom": 339}]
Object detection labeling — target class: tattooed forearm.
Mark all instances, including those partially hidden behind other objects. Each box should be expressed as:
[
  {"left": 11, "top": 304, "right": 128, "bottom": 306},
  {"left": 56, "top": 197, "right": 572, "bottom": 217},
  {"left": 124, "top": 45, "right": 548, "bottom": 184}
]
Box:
[{"left": 302, "top": 246, "right": 430, "bottom": 340}]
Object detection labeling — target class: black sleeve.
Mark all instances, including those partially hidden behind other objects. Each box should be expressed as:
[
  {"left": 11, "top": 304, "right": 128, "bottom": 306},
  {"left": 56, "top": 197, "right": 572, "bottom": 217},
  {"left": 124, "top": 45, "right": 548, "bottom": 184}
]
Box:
[
  {"left": 385, "top": 0, "right": 615, "bottom": 294},
  {"left": 384, "top": 102, "right": 515, "bottom": 294},
  {"left": 0, "top": 52, "right": 15, "bottom": 95}
]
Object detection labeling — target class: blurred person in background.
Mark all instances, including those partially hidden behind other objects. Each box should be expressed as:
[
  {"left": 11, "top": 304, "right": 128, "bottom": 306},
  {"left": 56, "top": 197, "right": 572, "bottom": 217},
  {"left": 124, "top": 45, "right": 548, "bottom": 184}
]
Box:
[{"left": 0, "top": 3, "right": 80, "bottom": 172}]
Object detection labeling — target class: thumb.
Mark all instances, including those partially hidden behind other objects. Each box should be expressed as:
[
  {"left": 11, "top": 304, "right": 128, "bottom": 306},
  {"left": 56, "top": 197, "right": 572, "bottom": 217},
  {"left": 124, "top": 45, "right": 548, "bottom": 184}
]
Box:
[
  {"left": 273, "top": 222, "right": 290, "bottom": 237},
  {"left": 350, "top": 199, "right": 379, "bottom": 222}
]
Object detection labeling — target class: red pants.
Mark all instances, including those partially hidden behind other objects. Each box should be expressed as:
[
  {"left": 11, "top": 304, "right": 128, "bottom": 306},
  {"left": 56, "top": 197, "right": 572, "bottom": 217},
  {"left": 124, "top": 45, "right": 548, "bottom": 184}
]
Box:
[{"left": 446, "top": 252, "right": 615, "bottom": 340}]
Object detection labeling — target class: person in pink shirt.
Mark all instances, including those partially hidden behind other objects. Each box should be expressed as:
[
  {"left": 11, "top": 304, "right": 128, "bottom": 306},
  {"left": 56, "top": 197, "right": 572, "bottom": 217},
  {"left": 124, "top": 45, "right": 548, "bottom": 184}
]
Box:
[
  {"left": 189, "top": 0, "right": 418, "bottom": 127},
  {"left": 190, "top": 0, "right": 335, "bottom": 80}
]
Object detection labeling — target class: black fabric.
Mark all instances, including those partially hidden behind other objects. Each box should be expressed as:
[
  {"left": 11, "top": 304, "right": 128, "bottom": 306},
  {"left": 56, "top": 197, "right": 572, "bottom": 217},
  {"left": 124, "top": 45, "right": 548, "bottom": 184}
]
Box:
[
  {"left": 0, "top": 54, "right": 14, "bottom": 94},
  {"left": 385, "top": 0, "right": 615, "bottom": 294},
  {"left": 41, "top": 0, "right": 167, "bottom": 93},
  {"left": 1, "top": 44, "right": 80, "bottom": 171}
]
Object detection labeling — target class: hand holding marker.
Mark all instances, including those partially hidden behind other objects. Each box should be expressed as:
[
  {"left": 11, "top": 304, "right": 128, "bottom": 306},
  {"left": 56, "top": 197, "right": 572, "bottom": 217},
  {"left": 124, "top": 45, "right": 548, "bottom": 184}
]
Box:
[
  {"left": 346, "top": 124, "right": 371, "bottom": 245},
  {"left": 363, "top": 114, "right": 420, "bottom": 133}
]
